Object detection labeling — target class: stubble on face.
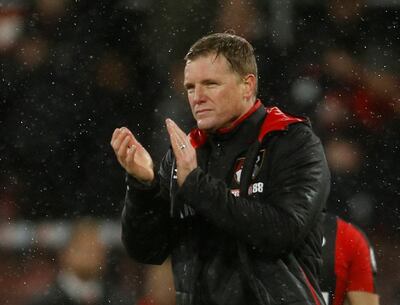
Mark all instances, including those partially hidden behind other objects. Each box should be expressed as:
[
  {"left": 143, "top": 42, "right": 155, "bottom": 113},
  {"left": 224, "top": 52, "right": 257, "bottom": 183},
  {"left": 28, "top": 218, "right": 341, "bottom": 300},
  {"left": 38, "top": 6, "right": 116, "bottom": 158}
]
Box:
[{"left": 184, "top": 54, "right": 251, "bottom": 132}]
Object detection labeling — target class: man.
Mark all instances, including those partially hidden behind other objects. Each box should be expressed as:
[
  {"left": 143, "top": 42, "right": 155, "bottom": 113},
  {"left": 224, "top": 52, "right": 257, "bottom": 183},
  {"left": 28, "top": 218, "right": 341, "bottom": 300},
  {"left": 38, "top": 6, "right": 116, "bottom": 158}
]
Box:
[
  {"left": 26, "top": 219, "right": 112, "bottom": 305},
  {"left": 111, "top": 33, "right": 330, "bottom": 305},
  {"left": 321, "top": 214, "right": 379, "bottom": 305}
]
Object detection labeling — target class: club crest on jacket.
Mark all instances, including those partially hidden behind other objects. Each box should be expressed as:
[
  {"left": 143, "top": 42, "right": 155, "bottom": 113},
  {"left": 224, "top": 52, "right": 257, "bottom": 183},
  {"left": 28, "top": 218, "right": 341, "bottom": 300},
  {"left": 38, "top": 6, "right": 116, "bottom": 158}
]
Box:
[{"left": 232, "top": 149, "right": 266, "bottom": 185}]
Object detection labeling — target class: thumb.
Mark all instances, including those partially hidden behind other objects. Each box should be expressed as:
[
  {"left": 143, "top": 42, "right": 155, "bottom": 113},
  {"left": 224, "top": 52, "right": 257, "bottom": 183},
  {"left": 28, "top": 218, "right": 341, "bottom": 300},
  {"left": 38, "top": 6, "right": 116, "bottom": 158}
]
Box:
[{"left": 125, "top": 145, "right": 137, "bottom": 165}]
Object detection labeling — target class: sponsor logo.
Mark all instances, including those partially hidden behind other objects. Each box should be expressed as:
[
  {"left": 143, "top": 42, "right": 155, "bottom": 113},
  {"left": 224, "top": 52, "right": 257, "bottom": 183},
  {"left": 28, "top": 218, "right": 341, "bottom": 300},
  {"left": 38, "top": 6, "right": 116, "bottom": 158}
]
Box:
[
  {"left": 252, "top": 150, "right": 266, "bottom": 180},
  {"left": 230, "top": 182, "right": 264, "bottom": 197},
  {"left": 231, "top": 189, "right": 240, "bottom": 197},
  {"left": 179, "top": 204, "right": 195, "bottom": 219},
  {"left": 232, "top": 149, "right": 266, "bottom": 185},
  {"left": 233, "top": 158, "right": 245, "bottom": 185},
  {"left": 322, "top": 292, "right": 330, "bottom": 305}
]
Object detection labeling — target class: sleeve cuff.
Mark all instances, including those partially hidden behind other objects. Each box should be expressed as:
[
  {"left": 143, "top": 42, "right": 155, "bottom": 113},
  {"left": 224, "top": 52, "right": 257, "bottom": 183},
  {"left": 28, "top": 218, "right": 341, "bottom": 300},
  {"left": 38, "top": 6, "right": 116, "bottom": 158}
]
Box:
[
  {"left": 175, "top": 167, "right": 204, "bottom": 208},
  {"left": 125, "top": 172, "right": 158, "bottom": 191}
]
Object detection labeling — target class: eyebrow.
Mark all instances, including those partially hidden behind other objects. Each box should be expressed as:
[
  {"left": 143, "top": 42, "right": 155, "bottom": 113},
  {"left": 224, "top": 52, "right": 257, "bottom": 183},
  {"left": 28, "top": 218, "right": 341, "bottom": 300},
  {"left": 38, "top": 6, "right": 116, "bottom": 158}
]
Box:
[
  {"left": 184, "top": 82, "right": 194, "bottom": 89},
  {"left": 184, "top": 78, "right": 219, "bottom": 89}
]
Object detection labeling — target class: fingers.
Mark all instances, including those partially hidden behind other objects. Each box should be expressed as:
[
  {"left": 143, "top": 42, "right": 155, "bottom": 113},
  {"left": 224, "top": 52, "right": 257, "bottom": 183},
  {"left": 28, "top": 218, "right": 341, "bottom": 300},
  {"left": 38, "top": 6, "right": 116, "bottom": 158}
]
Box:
[
  {"left": 166, "top": 119, "right": 188, "bottom": 140},
  {"left": 111, "top": 127, "right": 123, "bottom": 142},
  {"left": 111, "top": 127, "right": 125, "bottom": 149},
  {"left": 111, "top": 128, "right": 131, "bottom": 148},
  {"left": 166, "top": 119, "right": 189, "bottom": 153},
  {"left": 117, "top": 135, "right": 134, "bottom": 161},
  {"left": 110, "top": 127, "right": 155, "bottom": 181},
  {"left": 125, "top": 144, "right": 137, "bottom": 165},
  {"left": 166, "top": 119, "right": 180, "bottom": 156},
  {"left": 166, "top": 119, "right": 197, "bottom": 186},
  {"left": 111, "top": 127, "right": 137, "bottom": 163}
]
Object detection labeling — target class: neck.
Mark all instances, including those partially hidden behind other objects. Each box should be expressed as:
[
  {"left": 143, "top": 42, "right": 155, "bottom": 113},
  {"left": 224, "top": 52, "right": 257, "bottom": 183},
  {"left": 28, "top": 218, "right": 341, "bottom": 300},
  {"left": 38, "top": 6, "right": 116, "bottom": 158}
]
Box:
[{"left": 216, "top": 99, "right": 261, "bottom": 134}]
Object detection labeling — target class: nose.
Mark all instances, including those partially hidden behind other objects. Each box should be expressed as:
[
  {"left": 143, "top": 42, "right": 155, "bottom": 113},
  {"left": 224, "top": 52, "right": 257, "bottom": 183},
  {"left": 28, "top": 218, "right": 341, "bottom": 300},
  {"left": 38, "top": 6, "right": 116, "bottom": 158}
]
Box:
[{"left": 191, "top": 86, "right": 205, "bottom": 106}]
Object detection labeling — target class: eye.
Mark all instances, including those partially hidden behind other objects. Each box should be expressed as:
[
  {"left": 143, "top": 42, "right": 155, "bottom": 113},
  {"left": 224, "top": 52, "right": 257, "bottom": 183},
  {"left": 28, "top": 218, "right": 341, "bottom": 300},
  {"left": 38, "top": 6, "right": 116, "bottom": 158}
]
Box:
[
  {"left": 185, "top": 84, "right": 194, "bottom": 94},
  {"left": 205, "top": 81, "right": 218, "bottom": 87}
]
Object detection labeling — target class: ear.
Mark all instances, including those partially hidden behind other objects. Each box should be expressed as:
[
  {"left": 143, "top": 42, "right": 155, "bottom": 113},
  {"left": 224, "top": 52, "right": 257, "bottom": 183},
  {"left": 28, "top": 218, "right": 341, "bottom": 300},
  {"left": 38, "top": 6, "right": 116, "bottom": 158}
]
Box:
[{"left": 242, "top": 74, "right": 257, "bottom": 101}]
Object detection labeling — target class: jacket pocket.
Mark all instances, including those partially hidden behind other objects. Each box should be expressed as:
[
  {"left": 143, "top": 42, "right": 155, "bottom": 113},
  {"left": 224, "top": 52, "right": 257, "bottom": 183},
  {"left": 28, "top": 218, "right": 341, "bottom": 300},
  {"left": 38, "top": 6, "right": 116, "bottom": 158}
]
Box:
[
  {"left": 175, "top": 291, "right": 192, "bottom": 305},
  {"left": 251, "top": 258, "right": 314, "bottom": 305}
]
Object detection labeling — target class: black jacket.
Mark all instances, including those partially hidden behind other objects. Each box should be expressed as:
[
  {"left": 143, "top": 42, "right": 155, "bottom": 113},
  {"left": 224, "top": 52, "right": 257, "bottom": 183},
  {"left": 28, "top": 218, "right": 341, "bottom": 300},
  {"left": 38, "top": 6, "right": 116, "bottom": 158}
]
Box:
[{"left": 122, "top": 101, "right": 330, "bottom": 305}]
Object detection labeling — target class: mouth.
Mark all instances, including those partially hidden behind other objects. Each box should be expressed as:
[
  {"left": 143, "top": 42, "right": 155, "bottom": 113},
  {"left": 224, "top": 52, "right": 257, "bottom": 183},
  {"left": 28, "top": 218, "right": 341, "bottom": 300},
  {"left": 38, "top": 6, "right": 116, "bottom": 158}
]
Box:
[{"left": 195, "top": 109, "right": 211, "bottom": 116}]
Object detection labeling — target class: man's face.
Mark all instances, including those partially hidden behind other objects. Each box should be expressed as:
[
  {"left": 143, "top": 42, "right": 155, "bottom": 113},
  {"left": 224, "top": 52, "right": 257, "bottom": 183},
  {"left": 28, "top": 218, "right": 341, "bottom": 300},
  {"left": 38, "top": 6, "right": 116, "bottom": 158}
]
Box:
[{"left": 184, "top": 53, "right": 251, "bottom": 132}]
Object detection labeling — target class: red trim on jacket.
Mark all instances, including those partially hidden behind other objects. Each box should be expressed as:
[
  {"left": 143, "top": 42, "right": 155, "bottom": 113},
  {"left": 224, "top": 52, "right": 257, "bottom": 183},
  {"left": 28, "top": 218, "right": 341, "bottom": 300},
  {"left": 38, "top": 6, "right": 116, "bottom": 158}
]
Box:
[
  {"left": 189, "top": 128, "right": 208, "bottom": 149},
  {"left": 189, "top": 100, "right": 263, "bottom": 148},
  {"left": 258, "top": 107, "right": 305, "bottom": 142},
  {"left": 189, "top": 101, "right": 305, "bottom": 148},
  {"left": 217, "top": 100, "right": 263, "bottom": 134},
  {"left": 300, "top": 268, "right": 322, "bottom": 305}
]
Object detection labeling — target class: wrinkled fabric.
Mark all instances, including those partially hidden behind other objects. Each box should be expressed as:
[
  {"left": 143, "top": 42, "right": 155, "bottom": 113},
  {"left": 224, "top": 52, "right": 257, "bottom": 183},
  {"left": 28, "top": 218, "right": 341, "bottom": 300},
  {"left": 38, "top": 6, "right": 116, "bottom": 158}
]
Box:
[{"left": 122, "top": 105, "right": 330, "bottom": 305}]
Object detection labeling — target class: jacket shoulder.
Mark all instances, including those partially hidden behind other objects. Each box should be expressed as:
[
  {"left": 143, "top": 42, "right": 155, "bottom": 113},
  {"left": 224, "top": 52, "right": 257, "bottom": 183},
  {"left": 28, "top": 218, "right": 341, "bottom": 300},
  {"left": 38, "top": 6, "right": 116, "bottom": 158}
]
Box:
[{"left": 258, "top": 107, "right": 308, "bottom": 142}]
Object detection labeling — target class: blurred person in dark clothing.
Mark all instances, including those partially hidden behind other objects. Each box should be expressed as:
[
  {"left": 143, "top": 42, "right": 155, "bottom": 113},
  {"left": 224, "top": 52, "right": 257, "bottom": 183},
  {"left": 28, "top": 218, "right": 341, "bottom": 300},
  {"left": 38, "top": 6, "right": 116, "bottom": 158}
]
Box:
[
  {"left": 26, "top": 218, "right": 127, "bottom": 305},
  {"left": 321, "top": 213, "right": 379, "bottom": 305},
  {"left": 289, "top": 0, "right": 399, "bottom": 125},
  {"left": 111, "top": 32, "right": 330, "bottom": 305},
  {"left": 1, "top": 0, "right": 157, "bottom": 218},
  {"left": 135, "top": 258, "right": 176, "bottom": 305},
  {"left": 148, "top": 60, "right": 194, "bottom": 165},
  {"left": 322, "top": 137, "right": 375, "bottom": 224},
  {"left": 287, "top": 0, "right": 400, "bottom": 231},
  {"left": 214, "top": 0, "right": 291, "bottom": 109},
  {"left": 143, "top": 0, "right": 218, "bottom": 77}
]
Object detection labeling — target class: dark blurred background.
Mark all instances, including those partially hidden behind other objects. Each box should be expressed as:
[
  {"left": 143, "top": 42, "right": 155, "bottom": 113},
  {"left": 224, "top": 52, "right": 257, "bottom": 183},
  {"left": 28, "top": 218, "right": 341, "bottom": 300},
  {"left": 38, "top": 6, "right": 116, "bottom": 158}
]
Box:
[{"left": 0, "top": 0, "right": 399, "bottom": 304}]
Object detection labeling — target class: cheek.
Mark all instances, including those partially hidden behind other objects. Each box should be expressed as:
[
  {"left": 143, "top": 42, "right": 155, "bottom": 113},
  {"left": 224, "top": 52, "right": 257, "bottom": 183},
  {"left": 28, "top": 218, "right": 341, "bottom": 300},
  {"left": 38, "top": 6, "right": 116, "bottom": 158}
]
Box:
[
  {"left": 187, "top": 96, "right": 195, "bottom": 109},
  {"left": 188, "top": 101, "right": 198, "bottom": 118},
  {"left": 216, "top": 92, "right": 232, "bottom": 113}
]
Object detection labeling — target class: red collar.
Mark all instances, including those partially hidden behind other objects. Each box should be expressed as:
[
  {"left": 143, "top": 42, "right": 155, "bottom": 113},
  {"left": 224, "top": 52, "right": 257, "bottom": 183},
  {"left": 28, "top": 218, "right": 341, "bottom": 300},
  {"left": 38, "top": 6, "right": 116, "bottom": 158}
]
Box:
[
  {"left": 189, "top": 100, "right": 263, "bottom": 148},
  {"left": 189, "top": 101, "right": 306, "bottom": 148},
  {"left": 217, "top": 100, "right": 263, "bottom": 134},
  {"left": 258, "top": 107, "right": 305, "bottom": 142}
]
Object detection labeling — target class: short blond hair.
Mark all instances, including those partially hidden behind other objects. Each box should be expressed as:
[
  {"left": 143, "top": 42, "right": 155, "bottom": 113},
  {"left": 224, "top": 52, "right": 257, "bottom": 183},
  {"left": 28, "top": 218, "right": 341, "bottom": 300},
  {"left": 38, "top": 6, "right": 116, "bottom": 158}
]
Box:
[{"left": 185, "top": 32, "right": 258, "bottom": 93}]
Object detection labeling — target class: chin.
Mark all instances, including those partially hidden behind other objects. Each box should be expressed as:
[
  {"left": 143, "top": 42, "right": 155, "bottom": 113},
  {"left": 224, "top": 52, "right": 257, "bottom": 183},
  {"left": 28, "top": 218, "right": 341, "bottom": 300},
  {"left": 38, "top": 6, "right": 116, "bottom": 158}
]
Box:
[{"left": 197, "top": 119, "right": 215, "bottom": 132}]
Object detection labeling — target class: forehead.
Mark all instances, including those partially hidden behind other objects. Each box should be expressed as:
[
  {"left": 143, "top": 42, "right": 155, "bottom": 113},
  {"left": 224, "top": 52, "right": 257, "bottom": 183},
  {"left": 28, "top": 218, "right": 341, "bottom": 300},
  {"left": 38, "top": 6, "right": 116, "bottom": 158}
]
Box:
[{"left": 184, "top": 53, "right": 232, "bottom": 78}]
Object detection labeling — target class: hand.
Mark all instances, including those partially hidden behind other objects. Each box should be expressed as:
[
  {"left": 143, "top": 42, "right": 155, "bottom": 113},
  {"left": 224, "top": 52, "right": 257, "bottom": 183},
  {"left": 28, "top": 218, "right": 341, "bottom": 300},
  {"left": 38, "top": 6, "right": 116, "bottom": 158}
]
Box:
[
  {"left": 166, "top": 119, "right": 197, "bottom": 186},
  {"left": 110, "top": 127, "right": 154, "bottom": 182}
]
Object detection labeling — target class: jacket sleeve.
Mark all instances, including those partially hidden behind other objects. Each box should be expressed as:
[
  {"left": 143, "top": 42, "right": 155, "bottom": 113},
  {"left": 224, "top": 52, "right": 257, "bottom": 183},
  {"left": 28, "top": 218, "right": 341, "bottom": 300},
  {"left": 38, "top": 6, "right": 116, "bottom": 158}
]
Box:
[
  {"left": 176, "top": 123, "right": 330, "bottom": 257},
  {"left": 121, "top": 150, "right": 174, "bottom": 264},
  {"left": 344, "top": 222, "right": 377, "bottom": 292}
]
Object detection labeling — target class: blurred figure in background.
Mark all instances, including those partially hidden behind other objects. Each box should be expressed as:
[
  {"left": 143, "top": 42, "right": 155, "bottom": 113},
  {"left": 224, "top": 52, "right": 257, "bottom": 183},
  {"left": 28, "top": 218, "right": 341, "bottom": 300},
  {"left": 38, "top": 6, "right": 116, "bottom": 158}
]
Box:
[
  {"left": 26, "top": 218, "right": 115, "bottom": 305},
  {"left": 214, "top": 0, "right": 289, "bottom": 107},
  {"left": 1, "top": 0, "right": 154, "bottom": 219},
  {"left": 136, "top": 258, "right": 176, "bottom": 305},
  {"left": 289, "top": 0, "right": 399, "bottom": 124},
  {"left": 321, "top": 213, "right": 379, "bottom": 305},
  {"left": 148, "top": 60, "right": 194, "bottom": 166},
  {"left": 288, "top": 0, "right": 400, "bottom": 231}
]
